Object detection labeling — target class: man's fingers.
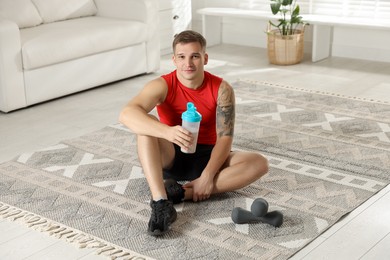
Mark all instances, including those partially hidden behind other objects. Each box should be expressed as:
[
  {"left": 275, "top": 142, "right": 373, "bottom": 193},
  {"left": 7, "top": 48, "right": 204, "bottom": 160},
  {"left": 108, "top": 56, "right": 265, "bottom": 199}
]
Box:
[
  {"left": 179, "top": 130, "right": 192, "bottom": 142},
  {"left": 192, "top": 191, "right": 209, "bottom": 202},
  {"left": 175, "top": 131, "right": 194, "bottom": 150},
  {"left": 170, "top": 126, "right": 192, "bottom": 147}
]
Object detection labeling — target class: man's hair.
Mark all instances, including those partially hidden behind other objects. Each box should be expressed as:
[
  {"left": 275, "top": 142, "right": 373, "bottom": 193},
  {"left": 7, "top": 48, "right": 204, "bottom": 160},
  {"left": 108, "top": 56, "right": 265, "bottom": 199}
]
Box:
[{"left": 172, "top": 30, "right": 207, "bottom": 53}]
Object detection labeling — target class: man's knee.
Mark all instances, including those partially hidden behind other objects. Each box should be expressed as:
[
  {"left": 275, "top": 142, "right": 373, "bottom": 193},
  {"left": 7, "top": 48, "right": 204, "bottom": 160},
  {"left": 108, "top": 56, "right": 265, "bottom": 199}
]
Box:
[
  {"left": 259, "top": 155, "right": 269, "bottom": 175},
  {"left": 251, "top": 153, "right": 269, "bottom": 179},
  {"left": 137, "top": 134, "right": 158, "bottom": 145}
]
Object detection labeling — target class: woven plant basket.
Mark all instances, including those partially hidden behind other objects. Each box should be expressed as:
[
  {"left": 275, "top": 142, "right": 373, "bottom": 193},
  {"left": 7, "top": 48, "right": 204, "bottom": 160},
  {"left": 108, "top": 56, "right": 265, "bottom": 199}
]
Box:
[{"left": 267, "top": 25, "right": 305, "bottom": 65}]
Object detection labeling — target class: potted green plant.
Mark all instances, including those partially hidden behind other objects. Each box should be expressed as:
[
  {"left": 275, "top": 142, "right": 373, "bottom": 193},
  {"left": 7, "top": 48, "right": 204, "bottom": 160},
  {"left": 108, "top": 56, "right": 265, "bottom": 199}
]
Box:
[{"left": 267, "top": 0, "right": 307, "bottom": 65}]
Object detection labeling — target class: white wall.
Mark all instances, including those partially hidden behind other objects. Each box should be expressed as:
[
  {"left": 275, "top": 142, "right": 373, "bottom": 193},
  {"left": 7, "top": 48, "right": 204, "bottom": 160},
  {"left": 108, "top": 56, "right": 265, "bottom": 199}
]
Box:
[
  {"left": 332, "top": 27, "right": 390, "bottom": 62},
  {"left": 191, "top": 1, "right": 390, "bottom": 63},
  {"left": 191, "top": 0, "right": 236, "bottom": 36}
]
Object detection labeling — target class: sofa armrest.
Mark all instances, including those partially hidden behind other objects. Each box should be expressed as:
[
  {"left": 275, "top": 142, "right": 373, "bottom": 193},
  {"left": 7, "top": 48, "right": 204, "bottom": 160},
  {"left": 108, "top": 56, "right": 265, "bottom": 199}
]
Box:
[{"left": 0, "top": 20, "right": 26, "bottom": 112}]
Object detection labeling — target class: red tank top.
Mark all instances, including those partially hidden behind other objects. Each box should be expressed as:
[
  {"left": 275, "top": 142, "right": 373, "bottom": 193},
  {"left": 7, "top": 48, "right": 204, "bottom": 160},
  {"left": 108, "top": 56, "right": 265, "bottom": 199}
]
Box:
[{"left": 157, "top": 70, "right": 223, "bottom": 145}]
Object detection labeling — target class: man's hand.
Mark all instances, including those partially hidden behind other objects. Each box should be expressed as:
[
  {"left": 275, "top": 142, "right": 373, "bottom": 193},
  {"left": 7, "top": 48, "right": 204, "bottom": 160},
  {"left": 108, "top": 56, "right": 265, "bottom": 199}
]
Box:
[
  {"left": 167, "top": 126, "right": 193, "bottom": 151},
  {"left": 183, "top": 174, "right": 214, "bottom": 202}
]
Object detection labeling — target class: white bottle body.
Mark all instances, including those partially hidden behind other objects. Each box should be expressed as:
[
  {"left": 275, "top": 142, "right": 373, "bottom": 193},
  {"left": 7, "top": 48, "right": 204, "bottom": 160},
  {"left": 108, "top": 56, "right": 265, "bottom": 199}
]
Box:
[{"left": 181, "top": 120, "right": 200, "bottom": 153}]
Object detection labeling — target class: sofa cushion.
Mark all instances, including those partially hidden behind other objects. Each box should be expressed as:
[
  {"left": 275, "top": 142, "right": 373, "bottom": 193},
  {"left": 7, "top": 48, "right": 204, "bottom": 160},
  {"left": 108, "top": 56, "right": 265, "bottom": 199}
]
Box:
[
  {"left": 20, "top": 17, "right": 148, "bottom": 70},
  {"left": 32, "top": 0, "right": 97, "bottom": 24},
  {"left": 0, "top": 0, "right": 42, "bottom": 28}
]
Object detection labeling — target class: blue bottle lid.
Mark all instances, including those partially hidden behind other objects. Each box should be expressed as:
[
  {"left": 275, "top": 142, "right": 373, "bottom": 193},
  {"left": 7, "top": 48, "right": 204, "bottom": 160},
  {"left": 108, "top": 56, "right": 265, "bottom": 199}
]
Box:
[{"left": 182, "top": 102, "right": 202, "bottom": 122}]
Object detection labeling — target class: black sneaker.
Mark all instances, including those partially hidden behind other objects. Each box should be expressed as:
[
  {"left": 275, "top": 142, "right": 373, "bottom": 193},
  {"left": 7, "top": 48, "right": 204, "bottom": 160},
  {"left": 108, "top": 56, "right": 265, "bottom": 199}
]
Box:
[
  {"left": 164, "top": 179, "right": 185, "bottom": 204},
  {"left": 148, "top": 199, "right": 177, "bottom": 236}
]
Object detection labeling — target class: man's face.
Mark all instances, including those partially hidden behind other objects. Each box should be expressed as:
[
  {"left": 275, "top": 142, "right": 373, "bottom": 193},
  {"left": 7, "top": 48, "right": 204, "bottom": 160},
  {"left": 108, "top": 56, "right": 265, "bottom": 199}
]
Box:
[{"left": 172, "top": 42, "right": 208, "bottom": 81}]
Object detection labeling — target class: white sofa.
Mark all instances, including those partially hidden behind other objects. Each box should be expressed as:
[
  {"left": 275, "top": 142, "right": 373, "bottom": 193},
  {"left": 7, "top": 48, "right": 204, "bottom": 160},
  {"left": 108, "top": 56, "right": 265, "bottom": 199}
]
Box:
[{"left": 0, "top": 0, "right": 160, "bottom": 112}]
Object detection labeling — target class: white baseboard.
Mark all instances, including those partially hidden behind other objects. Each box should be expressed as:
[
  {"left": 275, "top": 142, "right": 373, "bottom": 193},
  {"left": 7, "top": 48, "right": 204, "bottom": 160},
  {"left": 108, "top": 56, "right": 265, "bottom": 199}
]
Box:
[{"left": 332, "top": 45, "right": 390, "bottom": 63}]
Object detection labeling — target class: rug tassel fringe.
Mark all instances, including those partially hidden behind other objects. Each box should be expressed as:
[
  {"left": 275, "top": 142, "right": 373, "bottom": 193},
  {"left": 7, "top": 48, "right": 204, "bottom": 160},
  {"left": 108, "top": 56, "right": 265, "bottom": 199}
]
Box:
[
  {"left": 96, "top": 246, "right": 144, "bottom": 260},
  {"left": 0, "top": 202, "right": 152, "bottom": 260}
]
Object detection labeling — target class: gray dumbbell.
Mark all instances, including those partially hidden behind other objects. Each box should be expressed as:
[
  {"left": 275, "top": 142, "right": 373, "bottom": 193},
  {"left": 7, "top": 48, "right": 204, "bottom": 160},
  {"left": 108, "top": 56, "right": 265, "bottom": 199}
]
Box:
[{"left": 231, "top": 198, "right": 283, "bottom": 227}]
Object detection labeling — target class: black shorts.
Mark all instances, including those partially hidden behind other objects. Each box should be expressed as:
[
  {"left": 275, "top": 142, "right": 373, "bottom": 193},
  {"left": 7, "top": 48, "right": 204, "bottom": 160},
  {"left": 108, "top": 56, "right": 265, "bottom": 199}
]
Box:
[{"left": 163, "top": 144, "right": 214, "bottom": 181}]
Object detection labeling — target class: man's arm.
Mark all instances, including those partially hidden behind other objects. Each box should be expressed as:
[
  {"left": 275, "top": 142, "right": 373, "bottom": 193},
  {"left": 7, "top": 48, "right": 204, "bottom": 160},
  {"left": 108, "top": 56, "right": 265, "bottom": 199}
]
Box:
[
  {"left": 203, "top": 80, "right": 235, "bottom": 178},
  {"left": 119, "top": 77, "right": 192, "bottom": 149},
  {"left": 184, "top": 80, "right": 235, "bottom": 201},
  {"left": 216, "top": 80, "right": 235, "bottom": 138},
  {"left": 119, "top": 78, "right": 167, "bottom": 137}
]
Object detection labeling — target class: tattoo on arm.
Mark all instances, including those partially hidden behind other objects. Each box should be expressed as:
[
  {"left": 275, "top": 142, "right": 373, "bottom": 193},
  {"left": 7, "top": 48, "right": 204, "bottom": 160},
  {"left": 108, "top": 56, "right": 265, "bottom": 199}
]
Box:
[{"left": 216, "top": 83, "right": 235, "bottom": 138}]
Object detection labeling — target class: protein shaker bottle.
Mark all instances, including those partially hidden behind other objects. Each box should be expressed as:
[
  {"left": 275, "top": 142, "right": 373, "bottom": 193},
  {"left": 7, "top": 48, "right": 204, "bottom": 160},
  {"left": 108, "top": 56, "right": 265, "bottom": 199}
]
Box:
[{"left": 181, "top": 102, "right": 202, "bottom": 153}]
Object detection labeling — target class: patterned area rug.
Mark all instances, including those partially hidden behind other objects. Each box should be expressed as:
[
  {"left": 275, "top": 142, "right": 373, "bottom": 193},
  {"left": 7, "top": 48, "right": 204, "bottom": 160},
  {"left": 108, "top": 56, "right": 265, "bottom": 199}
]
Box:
[{"left": 1, "top": 80, "right": 390, "bottom": 259}]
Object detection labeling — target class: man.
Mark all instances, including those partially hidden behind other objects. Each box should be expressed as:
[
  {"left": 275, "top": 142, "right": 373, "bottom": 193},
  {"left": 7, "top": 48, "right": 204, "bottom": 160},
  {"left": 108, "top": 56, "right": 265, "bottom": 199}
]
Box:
[{"left": 119, "top": 30, "right": 268, "bottom": 236}]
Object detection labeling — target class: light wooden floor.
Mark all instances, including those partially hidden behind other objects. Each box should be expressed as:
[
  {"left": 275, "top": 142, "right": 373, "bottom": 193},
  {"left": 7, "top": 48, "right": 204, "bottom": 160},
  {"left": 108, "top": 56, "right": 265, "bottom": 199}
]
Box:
[{"left": 1, "top": 45, "right": 390, "bottom": 259}]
